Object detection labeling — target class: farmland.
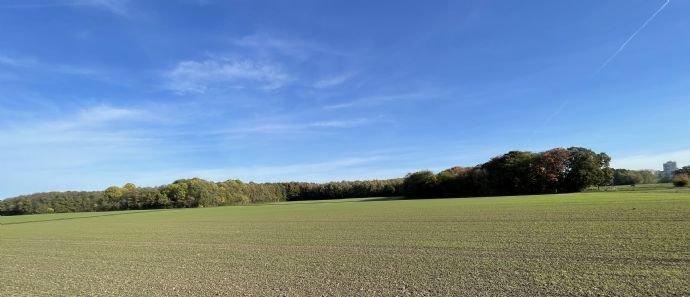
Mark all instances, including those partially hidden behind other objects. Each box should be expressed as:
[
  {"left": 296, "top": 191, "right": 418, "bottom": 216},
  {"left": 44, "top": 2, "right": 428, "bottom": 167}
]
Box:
[{"left": 1, "top": 191, "right": 689, "bottom": 296}]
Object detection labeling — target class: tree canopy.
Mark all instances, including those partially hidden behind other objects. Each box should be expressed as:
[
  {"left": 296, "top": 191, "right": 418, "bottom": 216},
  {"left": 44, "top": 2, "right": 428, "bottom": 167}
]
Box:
[
  {"left": 402, "top": 147, "right": 613, "bottom": 198},
  {"left": 0, "top": 178, "right": 402, "bottom": 216}
]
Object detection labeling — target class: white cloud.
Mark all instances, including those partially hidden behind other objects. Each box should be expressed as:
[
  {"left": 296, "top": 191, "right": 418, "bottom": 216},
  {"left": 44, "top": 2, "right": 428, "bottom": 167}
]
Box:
[
  {"left": 611, "top": 149, "right": 690, "bottom": 170},
  {"left": 165, "top": 57, "right": 291, "bottom": 94},
  {"left": 232, "top": 33, "right": 343, "bottom": 59},
  {"left": 163, "top": 33, "right": 354, "bottom": 94}
]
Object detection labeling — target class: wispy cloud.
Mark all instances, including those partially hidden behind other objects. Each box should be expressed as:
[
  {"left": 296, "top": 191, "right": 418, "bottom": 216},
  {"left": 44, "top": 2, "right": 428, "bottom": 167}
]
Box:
[
  {"left": 89, "top": 0, "right": 129, "bottom": 15},
  {"left": 598, "top": 0, "right": 671, "bottom": 72},
  {"left": 0, "top": 104, "right": 209, "bottom": 197},
  {"left": 179, "top": 0, "right": 214, "bottom": 5},
  {"left": 322, "top": 90, "right": 445, "bottom": 110},
  {"left": 0, "top": 101, "right": 395, "bottom": 198},
  {"left": 134, "top": 155, "right": 397, "bottom": 185},
  {"left": 0, "top": 105, "right": 146, "bottom": 146},
  {"left": 0, "top": 54, "right": 36, "bottom": 67},
  {"left": 0, "top": 0, "right": 131, "bottom": 15},
  {"left": 210, "top": 118, "right": 375, "bottom": 135},
  {"left": 314, "top": 71, "right": 357, "bottom": 88},
  {"left": 76, "top": 105, "right": 142, "bottom": 123},
  {"left": 0, "top": 53, "right": 112, "bottom": 81},
  {"left": 0, "top": 104, "right": 175, "bottom": 195},
  {"left": 232, "top": 33, "right": 345, "bottom": 60},
  {"left": 230, "top": 33, "right": 357, "bottom": 90},
  {"left": 163, "top": 33, "right": 357, "bottom": 95},
  {"left": 165, "top": 57, "right": 291, "bottom": 94},
  {"left": 0, "top": 0, "right": 85, "bottom": 9}
]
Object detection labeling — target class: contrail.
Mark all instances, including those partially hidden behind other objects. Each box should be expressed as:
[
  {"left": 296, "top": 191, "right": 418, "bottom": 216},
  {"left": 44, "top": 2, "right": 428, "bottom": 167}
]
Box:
[
  {"left": 527, "top": 100, "right": 569, "bottom": 143},
  {"left": 598, "top": 0, "right": 670, "bottom": 72}
]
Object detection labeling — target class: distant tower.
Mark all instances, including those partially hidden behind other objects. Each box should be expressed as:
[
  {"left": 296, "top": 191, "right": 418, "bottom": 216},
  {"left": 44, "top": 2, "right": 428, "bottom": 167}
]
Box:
[{"left": 663, "top": 161, "right": 678, "bottom": 180}]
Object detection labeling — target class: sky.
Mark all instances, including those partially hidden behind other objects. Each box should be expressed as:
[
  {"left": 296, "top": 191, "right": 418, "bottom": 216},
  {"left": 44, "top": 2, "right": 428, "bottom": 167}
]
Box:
[{"left": 0, "top": 0, "right": 688, "bottom": 198}]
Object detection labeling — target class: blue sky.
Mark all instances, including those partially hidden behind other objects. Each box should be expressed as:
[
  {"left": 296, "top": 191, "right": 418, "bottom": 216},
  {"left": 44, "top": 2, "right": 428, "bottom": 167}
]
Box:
[{"left": 0, "top": 0, "right": 688, "bottom": 198}]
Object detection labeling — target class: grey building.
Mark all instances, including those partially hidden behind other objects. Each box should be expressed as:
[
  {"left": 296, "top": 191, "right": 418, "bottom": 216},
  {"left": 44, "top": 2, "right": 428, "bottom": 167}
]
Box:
[{"left": 663, "top": 161, "right": 678, "bottom": 180}]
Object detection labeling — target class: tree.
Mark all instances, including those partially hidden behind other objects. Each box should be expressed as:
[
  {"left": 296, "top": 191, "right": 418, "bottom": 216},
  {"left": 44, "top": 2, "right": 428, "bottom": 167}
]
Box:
[
  {"left": 123, "top": 183, "right": 137, "bottom": 192},
  {"left": 162, "top": 183, "right": 188, "bottom": 207},
  {"left": 613, "top": 169, "right": 657, "bottom": 186},
  {"left": 675, "top": 166, "right": 690, "bottom": 176},
  {"left": 436, "top": 167, "right": 468, "bottom": 197},
  {"left": 598, "top": 153, "right": 613, "bottom": 188},
  {"left": 482, "top": 151, "right": 535, "bottom": 195},
  {"left": 104, "top": 186, "right": 123, "bottom": 200},
  {"left": 532, "top": 148, "right": 570, "bottom": 193},
  {"left": 673, "top": 173, "right": 689, "bottom": 187},
  {"left": 103, "top": 186, "right": 124, "bottom": 210},
  {"left": 560, "top": 147, "right": 611, "bottom": 192},
  {"left": 402, "top": 171, "right": 438, "bottom": 198}
]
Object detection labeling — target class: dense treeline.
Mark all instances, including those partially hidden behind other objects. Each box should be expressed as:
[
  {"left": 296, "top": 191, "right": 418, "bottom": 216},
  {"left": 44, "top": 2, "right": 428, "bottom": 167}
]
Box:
[
  {"left": 281, "top": 180, "right": 402, "bottom": 201},
  {"left": 612, "top": 169, "right": 658, "bottom": 186},
  {"left": 402, "top": 147, "right": 614, "bottom": 198},
  {"left": 0, "top": 178, "right": 403, "bottom": 216},
  {"left": 0, "top": 191, "right": 105, "bottom": 215},
  {"left": 2, "top": 147, "right": 670, "bottom": 216}
]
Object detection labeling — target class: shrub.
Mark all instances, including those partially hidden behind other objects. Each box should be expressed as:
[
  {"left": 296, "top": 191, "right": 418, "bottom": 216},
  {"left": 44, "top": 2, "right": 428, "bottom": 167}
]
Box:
[{"left": 673, "top": 174, "right": 689, "bottom": 187}]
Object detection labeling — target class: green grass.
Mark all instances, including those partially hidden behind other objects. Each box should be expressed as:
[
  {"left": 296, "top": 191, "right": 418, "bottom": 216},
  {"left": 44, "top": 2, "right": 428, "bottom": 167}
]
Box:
[
  {"left": 1, "top": 192, "right": 688, "bottom": 296},
  {"left": 588, "top": 182, "right": 690, "bottom": 193}
]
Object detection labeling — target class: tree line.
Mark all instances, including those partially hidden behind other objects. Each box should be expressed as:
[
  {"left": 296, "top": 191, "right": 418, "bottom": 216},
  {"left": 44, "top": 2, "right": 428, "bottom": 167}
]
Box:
[
  {"left": 0, "top": 178, "right": 403, "bottom": 216},
  {"left": 612, "top": 169, "right": 658, "bottom": 186},
  {"left": 1, "top": 147, "right": 678, "bottom": 216},
  {"left": 402, "top": 147, "right": 614, "bottom": 198}
]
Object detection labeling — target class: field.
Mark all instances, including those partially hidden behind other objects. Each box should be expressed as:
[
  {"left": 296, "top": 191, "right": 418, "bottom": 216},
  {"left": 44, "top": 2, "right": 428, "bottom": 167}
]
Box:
[
  {"left": 1, "top": 192, "right": 689, "bottom": 296},
  {"left": 587, "top": 182, "right": 689, "bottom": 193}
]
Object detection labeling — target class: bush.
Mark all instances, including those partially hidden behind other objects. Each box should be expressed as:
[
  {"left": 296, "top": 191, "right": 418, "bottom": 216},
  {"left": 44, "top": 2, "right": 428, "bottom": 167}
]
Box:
[{"left": 673, "top": 174, "right": 689, "bottom": 187}]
